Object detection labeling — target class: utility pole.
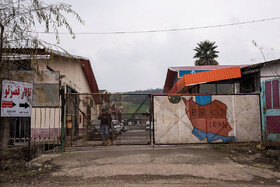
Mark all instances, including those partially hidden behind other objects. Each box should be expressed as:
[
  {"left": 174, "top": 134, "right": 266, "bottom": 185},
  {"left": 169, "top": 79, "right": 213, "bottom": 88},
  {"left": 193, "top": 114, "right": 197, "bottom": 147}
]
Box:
[
  {"left": 0, "top": 23, "right": 4, "bottom": 66},
  {"left": 0, "top": 23, "right": 10, "bottom": 149}
]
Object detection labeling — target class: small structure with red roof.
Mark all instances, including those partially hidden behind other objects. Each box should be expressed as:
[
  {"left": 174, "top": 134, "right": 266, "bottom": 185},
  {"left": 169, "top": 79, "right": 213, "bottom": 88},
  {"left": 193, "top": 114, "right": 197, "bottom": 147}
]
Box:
[{"left": 163, "top": 65, "right": 249, "bottom": 94}]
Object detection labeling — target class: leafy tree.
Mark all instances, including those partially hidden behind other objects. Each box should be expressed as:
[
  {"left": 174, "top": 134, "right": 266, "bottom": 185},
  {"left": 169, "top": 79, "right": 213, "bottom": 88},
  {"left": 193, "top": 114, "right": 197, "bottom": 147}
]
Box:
[
  {"left": 0, "top": 0, "right": 84, "bottom": 67},
  {"left": 193, "top": 40, "right": 219, "bottom": 66},
  {"left": 0, "top": 0, "right": 83, "bottom": 149}
]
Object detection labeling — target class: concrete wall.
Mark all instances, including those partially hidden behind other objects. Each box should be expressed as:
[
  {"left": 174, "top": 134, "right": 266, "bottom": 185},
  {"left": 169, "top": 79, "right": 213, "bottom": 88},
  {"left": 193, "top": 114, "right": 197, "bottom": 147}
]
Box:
[
  {"left": 154, "top": 95, "right": 261, "bottom": 144},
  {"left": 31, "top": 108, "right": 61, "bottom": 138}
]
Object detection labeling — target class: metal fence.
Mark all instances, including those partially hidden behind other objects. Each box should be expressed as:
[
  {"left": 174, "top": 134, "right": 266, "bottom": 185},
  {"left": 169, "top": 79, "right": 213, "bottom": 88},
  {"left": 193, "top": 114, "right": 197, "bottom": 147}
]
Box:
[
  {"left": 1, "top": 91, "right": 62, "bottom": 157},
  {"left": 0, "top": 72, "right": 62, "bottom": 157},
  {"left": 2, "top": 106, "right": 61, "bottom": 159},
  {"left": 2, "top": 91, "right": 153, "bottom": 156},
  {"left": 64, "top": 93, "right": 153, "bottom": 147},
  {"left": 30, "top": 107, "right": 61, "bottom": 155},
  {"left": 10, "top": 117, "right": 30, "bottom": 145}
]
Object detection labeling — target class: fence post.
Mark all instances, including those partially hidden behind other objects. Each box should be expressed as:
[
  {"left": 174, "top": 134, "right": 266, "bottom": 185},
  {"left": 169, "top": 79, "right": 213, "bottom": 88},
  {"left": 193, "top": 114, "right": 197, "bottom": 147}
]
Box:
[
  {"left": 149, "top": 94, "right": 152, "bottom": 145},
  {"left": 0, "top": 81, "right": 11, "bottom": 149},
  {"left": 60, "top": 87, "right": 66, "bottom": 151},
  {"left": 152, "top": 95, "right": 155, "bottom": 147}
]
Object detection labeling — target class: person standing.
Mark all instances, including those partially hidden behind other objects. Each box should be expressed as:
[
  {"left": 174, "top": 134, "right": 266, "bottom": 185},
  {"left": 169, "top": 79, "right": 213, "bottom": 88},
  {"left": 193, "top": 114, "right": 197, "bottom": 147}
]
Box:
[{"left": 98, "top": 109, "right": 112, "bottom": 145}]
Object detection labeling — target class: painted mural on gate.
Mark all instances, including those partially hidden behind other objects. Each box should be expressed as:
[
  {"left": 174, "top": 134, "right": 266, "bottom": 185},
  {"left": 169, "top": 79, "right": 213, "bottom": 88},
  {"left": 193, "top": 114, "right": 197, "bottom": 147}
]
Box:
[
  {"left": 182, "top": 96, "right": 236, "bottom": 143},
  {"left": 154, "top": 95, "right": 261, "bottom": 144}
]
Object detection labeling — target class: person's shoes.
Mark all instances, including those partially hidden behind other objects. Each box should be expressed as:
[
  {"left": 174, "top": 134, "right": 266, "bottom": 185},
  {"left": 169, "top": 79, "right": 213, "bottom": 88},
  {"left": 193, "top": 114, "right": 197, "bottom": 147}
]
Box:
[{"left": 106, "top": 139, "right": 112, "bottom": 146}]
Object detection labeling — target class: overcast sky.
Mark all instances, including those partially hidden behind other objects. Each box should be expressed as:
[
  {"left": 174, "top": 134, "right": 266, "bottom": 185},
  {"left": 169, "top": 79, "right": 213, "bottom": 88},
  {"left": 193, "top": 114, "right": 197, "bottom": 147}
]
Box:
[{"left": 42, "top": 0, "right": 280, "bottom": 92}]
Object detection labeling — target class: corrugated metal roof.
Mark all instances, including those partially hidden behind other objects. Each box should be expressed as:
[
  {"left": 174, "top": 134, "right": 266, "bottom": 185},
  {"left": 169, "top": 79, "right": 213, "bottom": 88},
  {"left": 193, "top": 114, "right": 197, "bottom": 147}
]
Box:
[
  {"left": 241, "top": 59, "right": 280, "bottom": 70},
  {"left": 168, "top": 67, "right": 242, "bottom": 94},
  {"left": 13, "top": 48, "right": 102, "bottom": 103},
  {"left": 163, "top": 65, "right": 248, "bottom": 93},
  {"left": 170, "top": 65, "right": 249, "bottom": 71}
]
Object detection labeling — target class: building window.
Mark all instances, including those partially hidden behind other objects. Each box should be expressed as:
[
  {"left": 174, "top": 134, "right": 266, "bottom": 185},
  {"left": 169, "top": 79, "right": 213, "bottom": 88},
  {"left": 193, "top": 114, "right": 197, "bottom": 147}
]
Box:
[
  {"left": 199, "top": 84, "right": 216, "bottom": 94},
  {"left": 217, "top": 84, "right": 233, "bottom": 93},
  {"left": 199, "top": 83, "right": 233, "bottom": 94}
]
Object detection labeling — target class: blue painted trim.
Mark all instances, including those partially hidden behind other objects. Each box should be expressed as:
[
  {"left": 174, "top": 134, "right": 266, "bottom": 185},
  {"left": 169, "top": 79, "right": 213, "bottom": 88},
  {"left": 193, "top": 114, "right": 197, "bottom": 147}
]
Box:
[
  {"left": 265, "top": 109, "right": 280, "bottom": 115},
  {"left": 260, "top": 82, "right": 267, "bottom": 141},
  {"left": 267, "top": 134, "right": 280, "bottom": 140},
  {"left": 178, "top": 70, "right": 208, "bottom": 78},
  {"left": 195, "top": 95, "right": 212, "bottom": 105},
  {"left": 260, "top": 78, "right": 280, "bottom": 142}
]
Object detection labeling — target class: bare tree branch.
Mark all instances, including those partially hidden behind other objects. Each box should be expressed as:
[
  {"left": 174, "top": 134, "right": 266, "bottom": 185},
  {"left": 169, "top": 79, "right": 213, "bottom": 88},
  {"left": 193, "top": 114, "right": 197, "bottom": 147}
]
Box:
[{"left": 0, "top": 0, "right": 84, "bottom": 66}]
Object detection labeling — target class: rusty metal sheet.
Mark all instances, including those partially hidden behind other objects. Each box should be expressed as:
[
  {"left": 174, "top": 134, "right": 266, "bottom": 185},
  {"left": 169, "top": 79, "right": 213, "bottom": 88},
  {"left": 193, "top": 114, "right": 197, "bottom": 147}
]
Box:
[
  {"left": 32, "top": 84, "right": 60, "bottom": 107},
  {"left": 10, "top": 71, "right": 35, "bottom": 82},
  {"left": 10, "top": 71, "right": 60, "bottom": 84},
  {"left": 33, "top": 71, "right": 60, "bottom": 84},
  {"left": 7, "top": 71, "right": 60, "bottom": 107}
]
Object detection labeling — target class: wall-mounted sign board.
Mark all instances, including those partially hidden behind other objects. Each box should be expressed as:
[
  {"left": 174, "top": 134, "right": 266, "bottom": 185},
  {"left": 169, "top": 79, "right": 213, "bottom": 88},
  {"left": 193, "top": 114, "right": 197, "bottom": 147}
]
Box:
[{"left": 1, "top": 80, "right": 33, "bottom": 117}]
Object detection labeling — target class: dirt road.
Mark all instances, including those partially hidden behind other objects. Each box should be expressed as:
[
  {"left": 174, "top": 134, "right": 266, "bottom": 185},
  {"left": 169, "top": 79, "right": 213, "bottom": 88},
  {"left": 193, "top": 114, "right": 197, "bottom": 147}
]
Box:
[{"left": 3, "top": 144, "right": 280, "bottom": 186}]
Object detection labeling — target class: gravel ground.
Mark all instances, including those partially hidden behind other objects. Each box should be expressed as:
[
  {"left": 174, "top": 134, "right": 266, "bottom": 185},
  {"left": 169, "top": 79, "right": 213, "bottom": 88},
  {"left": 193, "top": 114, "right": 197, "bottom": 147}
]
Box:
[{"left": 2, "top": 144, "right": 280, "bottom": 186}]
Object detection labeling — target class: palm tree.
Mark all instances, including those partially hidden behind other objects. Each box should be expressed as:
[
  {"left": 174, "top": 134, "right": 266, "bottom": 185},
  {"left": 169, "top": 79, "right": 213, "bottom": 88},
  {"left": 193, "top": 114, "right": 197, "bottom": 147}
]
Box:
[{"left": 193, "top": 40, "right": 219, "bottom": 66}]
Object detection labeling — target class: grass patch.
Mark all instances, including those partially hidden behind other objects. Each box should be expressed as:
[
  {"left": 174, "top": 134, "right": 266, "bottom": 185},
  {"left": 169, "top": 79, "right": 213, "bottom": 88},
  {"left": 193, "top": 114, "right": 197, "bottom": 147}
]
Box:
[
  {"left": 115, "top": 102, "right": 150, "bottom": 119},
  {"left": 212, "top": 144, "right": 225, "bottom": 150},
  {"left": 252, "top": 163, "right": 274, "bottom": 169},
  {"left": 121, "top": 103, "right": 149, "bottom": 113}
]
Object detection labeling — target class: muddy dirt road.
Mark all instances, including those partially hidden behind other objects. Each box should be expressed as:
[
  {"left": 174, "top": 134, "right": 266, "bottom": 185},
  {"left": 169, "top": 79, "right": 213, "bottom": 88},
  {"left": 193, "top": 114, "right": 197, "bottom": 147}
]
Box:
[{"left": 3, "top": 144, "right": 280, "bottom": 186}]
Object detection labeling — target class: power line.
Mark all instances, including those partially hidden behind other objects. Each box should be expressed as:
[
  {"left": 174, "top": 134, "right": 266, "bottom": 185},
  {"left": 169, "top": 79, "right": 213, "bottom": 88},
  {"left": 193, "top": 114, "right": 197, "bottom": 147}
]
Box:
[{"left": 35, "top": 16, "right": 280, "bottom": 35}]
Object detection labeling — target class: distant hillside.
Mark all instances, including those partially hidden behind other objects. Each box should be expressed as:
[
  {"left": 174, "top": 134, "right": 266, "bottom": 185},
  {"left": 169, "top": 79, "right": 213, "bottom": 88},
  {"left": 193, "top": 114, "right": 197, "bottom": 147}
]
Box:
[
  {"left": 111, "top": 89, "right": 163, "bottom": 108},
  {"left": 124, "top": 88, "right": 163, "bottom": 94}
]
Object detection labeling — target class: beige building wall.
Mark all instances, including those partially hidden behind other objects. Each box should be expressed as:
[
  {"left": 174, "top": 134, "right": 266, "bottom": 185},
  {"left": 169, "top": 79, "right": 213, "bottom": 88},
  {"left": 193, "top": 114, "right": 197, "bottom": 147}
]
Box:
[
  {"left": 52, "top": 57, "right": 98, "bottom": 129},
  {"left": 32, "top": 57, "right": 99, "bottom": 135},
  {"left": 35, "top": 57, "right": 91, "bottom": 93}
]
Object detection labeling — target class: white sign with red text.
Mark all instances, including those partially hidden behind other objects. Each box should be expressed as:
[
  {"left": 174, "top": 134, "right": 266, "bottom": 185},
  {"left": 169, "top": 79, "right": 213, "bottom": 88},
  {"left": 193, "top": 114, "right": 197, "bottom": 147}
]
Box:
[{"left": 1, "top": 80, "right": 33, "bottom": 117}]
